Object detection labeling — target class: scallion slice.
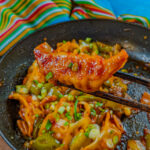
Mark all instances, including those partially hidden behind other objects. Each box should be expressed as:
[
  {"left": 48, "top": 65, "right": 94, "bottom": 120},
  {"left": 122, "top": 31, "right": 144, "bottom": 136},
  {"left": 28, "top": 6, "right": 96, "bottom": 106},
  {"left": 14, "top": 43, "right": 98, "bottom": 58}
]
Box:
[{"left": 45, "top": 72, "right": 53, "bottom": 81}]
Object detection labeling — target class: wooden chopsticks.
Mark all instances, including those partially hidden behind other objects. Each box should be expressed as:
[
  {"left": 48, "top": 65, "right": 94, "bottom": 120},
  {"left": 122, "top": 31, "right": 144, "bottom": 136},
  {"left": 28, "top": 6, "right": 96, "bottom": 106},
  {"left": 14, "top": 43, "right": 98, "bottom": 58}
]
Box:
[
  {"left": 92, "top": 91, "right": 150, "bottom": 112},
  {"left": 58, "top": 79, "right": 150, "bottom": 112},
  {"left": 115, "top": 71, "right": 150, "bottom": 88}
]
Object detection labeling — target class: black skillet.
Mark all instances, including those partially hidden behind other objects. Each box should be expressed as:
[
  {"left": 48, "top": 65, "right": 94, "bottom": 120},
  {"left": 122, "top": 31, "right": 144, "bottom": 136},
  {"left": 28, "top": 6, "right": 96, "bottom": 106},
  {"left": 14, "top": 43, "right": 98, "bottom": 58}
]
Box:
[{"left": 0, "top": 19, "right": 150, "bottom": 150}]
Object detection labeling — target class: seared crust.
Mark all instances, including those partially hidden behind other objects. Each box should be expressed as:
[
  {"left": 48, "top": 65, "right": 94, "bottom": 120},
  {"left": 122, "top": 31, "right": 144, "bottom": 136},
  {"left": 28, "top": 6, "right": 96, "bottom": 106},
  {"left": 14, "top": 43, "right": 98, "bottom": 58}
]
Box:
[{"left": 34, "top": 42, "right": 128, "bottom": 92}]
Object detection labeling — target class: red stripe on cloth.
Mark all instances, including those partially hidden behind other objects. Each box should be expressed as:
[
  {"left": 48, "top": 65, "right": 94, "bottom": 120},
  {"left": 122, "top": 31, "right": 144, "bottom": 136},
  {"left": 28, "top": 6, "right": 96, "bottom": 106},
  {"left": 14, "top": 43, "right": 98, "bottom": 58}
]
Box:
[
  {"left": 72, "top": 8, "right": 87, "bottom": 15},
  {"left": 0, "top": 0, "right": 6, "bottom": 3},
  {"left": 89, "top": 7, "right": 115, "bottom": 17}
]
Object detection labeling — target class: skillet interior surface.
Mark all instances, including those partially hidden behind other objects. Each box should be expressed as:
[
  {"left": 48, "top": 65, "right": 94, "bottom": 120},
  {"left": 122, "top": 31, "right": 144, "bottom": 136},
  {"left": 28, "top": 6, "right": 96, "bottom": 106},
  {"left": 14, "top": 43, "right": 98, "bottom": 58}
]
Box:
[{"left": 0, "top": 19, "right": 150, "bottom": 150}]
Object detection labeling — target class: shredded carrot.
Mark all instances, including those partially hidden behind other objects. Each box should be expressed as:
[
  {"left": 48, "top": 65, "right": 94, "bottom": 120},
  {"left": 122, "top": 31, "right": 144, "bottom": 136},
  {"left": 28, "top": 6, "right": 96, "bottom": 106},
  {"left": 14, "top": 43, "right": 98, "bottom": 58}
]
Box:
[
  {"left": 8, "top": 40, "right": 130, "bottom": 150},
  {"left": 140, "top": 92, "right": 150, "bottom": 106}
]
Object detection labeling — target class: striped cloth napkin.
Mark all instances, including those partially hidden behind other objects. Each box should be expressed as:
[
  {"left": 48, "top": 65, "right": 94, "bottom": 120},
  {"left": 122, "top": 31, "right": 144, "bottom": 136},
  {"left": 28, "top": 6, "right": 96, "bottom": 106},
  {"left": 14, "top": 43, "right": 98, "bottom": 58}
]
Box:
[{"left": 0, "top": 0, "right": 150, "bottom": 56}]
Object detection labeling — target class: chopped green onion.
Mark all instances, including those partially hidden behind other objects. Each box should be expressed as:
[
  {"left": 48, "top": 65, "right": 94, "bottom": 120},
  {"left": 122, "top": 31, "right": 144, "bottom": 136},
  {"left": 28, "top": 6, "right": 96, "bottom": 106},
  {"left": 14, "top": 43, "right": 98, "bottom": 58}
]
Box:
[
  {"left": 54, "top": 114, "right": 60, "bottom": 122},
  {"left": 58, "top": 106, "right": 65, "bottom": 114},
  {"left": 64, "top": 121, "right": 69, "bottom": 126},
  {"left": 77, "top": 49, "right": 80, "bottom": 54},
  {"left": 43, "top": 83, "right": 54, "bottom": 90},
  {"left": 86, "top": 52, "right": 90, "bottom": 55},
  {"left": 68, "top": 94, "right": 74, "bottom": 101},
  {"left": 84, "top": 50, "right": 89, "bottom": 54},
  {"left": 84, "top": 125, "right": 92, "bottom": 137},
  {"left": 95, "top": 49, "right": 99, "bottom": 55},
  {"left": 30, "top": 83, "right": 40, "bottom": 95},
  {"left": 58, "top": 94, "right": 63, "bottom": 99},
  {"left": 106, "top": 139, "right": 114, "bottom": 148},
  {"left": 84, "top": 132, "right": 89, "bottom": 137},
  {"left": 76, "top": 113, "right": 82, "bottom": 120},
  {"left": 45, "top": 120, "right": 52, "bottom": 131},
  {"left": 89, "top": 103, "right": 94, "bottom": 107},
  {"left": 35, "top": 114, "right": 39, "bottom": 118},
  {"left": 41, "top": 88, "right": 47, "bottom": 99},
  {"left": 65, "top": 112, "right": 72, "bottom": 121},
  {"left": 16, "top": 85, "right": 29, "bottom": 94},
  {"left": 66, "top": 105, "right": 71, "bottom": 112},
  {"left": 49, "top": 131, "right": 55, "bottom": 134},
  {"left": 92, "top": 43, "right": 99, "bottom": 54},
  {"left": 99, "top": 108, "right": 106, "bottom": 112},
  {"left": 63, "top": 40, "right": 66, "bottom": 44},
  {"left": 42, "top": 130, "right": 46, "bottom": 134},
  {"left": 63, "top": 102, "right": 69, "bottom": 107},
  {"left": 95, "top": 102, "right": 103, "bottom": 108},
  {"left": 85, "top": 37, "right": 92, "bottom": 43},
  {"left": 74, "top": 100, "right": 78, "bottom": 121},
  {"left": 60, "top": 144, "right": 64, "bottom": 147},
  {"left": 110, "top": 110, "right": 113, "bottom": 115},
  {"left": 89, "top": 43, "right": 93, "bottom": 49},
  {"left": 50, "top": 103, "right": 55, "bottom": 111},
  {"left": 89, "top": 128, "right": 100, "bottom": 140},
  {"left": 37, "top": 83, "right": 43, "bottom": 88},
  {"left": 45, "top": 72, "right": 53, "bottom": 81},
  {"left": 110, "top": 130, "right": 114, "bottom": 134},
  {"left": 79, "top": 92, "right": 83, "bottom": 95},
  {"left": 67, "top": 116, "right": 72, "bottom": 121},
  {"left": 68, "top": 62, "right": 73, "bottom": 68},
  {"left": 91, "top": 108, "right": 96, "bottom": 116},
  {"left": 113, "top": 135, "right": 119, "bottom": 144},
  {"left": 80, "top": 108, "right": 84, "bottom": 112},
  {"left": 34, "top": 80, "right": 39, "bottom": 84},
  {"left": 48, "top": 87, "right": 62, "bottom": 99},
  {"left": 104, "top": 80, "right": 111, "bottom": 87},
  {"left": 37, "top": 95, "right": 43, "bottom": 100},
  {"left": 45, "top": 103, "right": 50, "bottom": 109},
  {"left": 84, "top": 124, "right": 100, "bottom": 138}
]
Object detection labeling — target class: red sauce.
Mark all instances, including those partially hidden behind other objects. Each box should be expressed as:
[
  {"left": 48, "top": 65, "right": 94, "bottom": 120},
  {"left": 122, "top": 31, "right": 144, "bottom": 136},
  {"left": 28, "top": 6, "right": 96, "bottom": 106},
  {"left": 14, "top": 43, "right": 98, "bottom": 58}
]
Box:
[{"left": 140, "top": 92, "right": 150, "bottom": 106}]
